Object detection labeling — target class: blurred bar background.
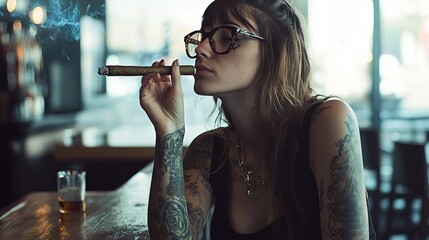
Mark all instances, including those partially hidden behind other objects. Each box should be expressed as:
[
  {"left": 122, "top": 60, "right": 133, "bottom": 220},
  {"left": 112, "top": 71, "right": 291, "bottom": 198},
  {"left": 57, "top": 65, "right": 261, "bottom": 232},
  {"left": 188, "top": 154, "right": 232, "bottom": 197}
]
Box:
[{"left": 1, "top": 0, "right": 429, "bottom": 238}]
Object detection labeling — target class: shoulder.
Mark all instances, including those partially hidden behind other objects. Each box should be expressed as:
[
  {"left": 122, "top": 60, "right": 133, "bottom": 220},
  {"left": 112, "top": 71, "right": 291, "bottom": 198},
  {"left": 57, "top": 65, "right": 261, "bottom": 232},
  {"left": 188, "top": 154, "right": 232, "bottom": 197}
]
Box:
[
  {"left": 188, "top": 127, "right": 226, "bottom": 148},
  {"left": 183, "top": 127, "right": 226, "bottom": 171},
  {"left": 309, "top": 98, "right": 358, "bottom": 129},
  {"left": 308, "top": 98, "right": 361, "bottom": 172}
]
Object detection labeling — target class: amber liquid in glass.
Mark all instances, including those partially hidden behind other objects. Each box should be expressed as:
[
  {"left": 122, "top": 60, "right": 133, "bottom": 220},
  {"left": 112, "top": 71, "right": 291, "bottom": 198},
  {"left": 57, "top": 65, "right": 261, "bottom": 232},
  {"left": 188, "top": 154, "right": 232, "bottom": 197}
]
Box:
[{"left": 58, "top": 198, "right": 86, "bottom": 213}]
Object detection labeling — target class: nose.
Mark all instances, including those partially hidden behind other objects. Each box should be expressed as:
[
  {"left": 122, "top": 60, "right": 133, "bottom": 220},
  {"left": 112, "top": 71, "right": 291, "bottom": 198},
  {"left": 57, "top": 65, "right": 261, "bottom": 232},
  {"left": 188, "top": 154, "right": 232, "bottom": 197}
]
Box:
[{"left": 195, "top": 37, "right": 211, "bottom": 58}]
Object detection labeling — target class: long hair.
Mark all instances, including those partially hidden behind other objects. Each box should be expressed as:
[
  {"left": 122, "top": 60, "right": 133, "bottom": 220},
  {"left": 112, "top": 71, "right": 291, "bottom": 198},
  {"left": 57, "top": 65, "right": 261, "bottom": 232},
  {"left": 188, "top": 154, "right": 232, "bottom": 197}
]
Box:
[{"left": 203, "top": 0, "right": 321, "bottom": 238}]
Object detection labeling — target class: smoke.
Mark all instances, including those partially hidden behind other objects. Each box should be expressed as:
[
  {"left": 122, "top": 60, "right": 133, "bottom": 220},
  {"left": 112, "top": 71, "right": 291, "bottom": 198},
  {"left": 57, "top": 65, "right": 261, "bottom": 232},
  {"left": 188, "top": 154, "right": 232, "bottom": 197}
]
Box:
[
  {"left": 39, "top": 1, "right": 80, "bottom": 41},
  {"left": 1, "top": 2, "right": 105, "bottom": 41},
  {"left": 1, "top": 1, "right": 105, "bottom": 60},
  {"left": 34, "top": 1, "right": 105, "bottom": 42}
]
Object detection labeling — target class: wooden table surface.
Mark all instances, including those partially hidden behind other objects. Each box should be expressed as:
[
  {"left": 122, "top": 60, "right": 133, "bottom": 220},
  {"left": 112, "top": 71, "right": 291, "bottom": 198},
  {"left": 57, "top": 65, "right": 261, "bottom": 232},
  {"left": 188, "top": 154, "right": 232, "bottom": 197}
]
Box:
[{"left": 0, "top": 162, "right": 154, "bottom": 240}]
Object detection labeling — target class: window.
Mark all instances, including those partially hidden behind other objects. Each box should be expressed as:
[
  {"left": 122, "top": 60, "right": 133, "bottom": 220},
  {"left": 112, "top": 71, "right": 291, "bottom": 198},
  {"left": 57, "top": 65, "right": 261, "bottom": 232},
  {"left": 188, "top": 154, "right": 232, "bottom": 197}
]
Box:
[
  {"left": 380, "top": 0, "right": 429, "bottom": 111},
  {"left": 308, "top": 0, "right": 374, "bottom": 125},
  {"left": 104, "top": 0, "right": 215, "bottom": 146},
  {"left": 308, "top": 0, "right": 429, "bottom": 128},
  {"left": 102, "top": 0, "right": 429, "bottom": 146}
]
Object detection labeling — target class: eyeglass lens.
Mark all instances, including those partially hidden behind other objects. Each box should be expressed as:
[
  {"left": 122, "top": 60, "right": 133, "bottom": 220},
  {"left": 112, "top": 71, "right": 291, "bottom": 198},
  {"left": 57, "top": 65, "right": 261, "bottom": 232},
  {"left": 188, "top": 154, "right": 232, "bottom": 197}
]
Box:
[{"left": 186, "top": 27, "right": 236, "bottom": 58}]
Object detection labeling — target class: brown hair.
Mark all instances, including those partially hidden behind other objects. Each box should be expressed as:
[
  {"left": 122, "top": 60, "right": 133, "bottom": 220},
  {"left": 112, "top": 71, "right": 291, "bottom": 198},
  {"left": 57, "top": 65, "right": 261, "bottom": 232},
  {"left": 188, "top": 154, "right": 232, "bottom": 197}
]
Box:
[{"left": 203, "top": 0, "right": 321, "bottom": 238}]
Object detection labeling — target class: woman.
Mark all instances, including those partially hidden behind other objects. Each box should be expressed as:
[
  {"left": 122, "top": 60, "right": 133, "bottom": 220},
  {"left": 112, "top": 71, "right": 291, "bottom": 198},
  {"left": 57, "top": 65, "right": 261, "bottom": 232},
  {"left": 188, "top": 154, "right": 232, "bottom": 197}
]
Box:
[{"left": 140, "top": 0, "right": 376, "bottom": 239}]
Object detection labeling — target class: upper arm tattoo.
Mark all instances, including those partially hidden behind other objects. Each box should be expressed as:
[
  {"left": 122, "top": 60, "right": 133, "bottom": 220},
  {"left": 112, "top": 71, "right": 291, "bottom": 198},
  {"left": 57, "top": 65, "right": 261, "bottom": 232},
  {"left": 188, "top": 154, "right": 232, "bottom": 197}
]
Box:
[
  {"left": 184, "top": 135, "right": 214, "bottom": 195},
  {"left": 184, "top": 136, "right": 213, "bottom": 174},
  {"left": 187, "top": 202, "right": 204, "bottom": 239},
  {"left": 319, "top": 115, "right": 367, "bottom": 239}
]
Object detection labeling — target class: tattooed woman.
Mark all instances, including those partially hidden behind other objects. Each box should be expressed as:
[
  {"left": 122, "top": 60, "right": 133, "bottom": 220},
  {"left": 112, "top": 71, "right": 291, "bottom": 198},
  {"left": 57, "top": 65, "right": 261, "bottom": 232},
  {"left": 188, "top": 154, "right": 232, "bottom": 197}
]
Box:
[{"left": 140, "top": 0, "right": 376, "bottom": 239}]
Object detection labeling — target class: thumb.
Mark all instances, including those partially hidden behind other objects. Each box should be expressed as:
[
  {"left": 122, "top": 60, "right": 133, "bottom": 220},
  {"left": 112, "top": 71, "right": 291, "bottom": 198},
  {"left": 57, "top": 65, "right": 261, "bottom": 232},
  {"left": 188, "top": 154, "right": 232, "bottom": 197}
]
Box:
[{"left": 170, "top": 59, "right": 182, "bottom": 92}]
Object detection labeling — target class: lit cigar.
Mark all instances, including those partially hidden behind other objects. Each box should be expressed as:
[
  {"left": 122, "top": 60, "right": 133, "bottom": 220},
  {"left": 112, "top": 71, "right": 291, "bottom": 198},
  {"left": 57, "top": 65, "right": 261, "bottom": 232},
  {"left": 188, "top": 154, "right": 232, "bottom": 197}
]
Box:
[{"left": 98, "top": 65, "right": 196, "bottom": 76}]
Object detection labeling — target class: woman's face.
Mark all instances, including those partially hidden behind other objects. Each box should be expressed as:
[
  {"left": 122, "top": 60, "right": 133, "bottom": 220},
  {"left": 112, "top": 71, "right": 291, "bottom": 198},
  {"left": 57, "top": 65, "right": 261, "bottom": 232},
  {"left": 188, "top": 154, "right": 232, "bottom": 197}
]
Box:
[{"left": 193, "top": 11, "right": 262, "bottom": 99}]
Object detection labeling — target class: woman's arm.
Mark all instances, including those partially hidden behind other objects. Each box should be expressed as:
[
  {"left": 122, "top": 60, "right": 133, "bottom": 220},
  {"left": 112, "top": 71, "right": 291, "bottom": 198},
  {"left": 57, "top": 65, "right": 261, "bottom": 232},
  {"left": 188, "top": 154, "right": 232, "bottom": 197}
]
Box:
[
  {"left": 309, "top": 99, "right": 369, "bottom": 239},
  {"left": 140, "top": 59, "right": 213, "bottom": 239},
  {"left": 140, "top": 59, "right": 192, "bottom": 239},
  {"left": 148, "top": 128, "right": 190, "bottom": 239},
  {"left": 148, "top": 130, "right": 215, "bottom": 240}
]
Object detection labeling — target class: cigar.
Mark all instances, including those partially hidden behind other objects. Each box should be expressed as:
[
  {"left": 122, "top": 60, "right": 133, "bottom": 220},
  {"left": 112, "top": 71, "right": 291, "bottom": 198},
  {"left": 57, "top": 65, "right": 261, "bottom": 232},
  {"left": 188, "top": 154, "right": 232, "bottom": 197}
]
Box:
[{"left": 98, "top": 65, "right": 195, "bottom": 76}]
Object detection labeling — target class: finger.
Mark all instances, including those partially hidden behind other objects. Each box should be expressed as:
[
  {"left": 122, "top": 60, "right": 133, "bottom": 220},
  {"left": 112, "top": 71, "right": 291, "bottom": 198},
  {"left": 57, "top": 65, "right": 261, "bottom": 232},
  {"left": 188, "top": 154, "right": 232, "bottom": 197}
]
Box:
[
  {"left": 141, "top": 76, "right": 152, "bottom": 89},
  {"left": 154, "top": 59, "right": 165, "bottom": 68},
  {"left": 170, "top": 59, "right": 182, "bottom": 91},
  {"left": 151, "top": 73, "right": 162, "bottom": 84},
  {"left": 157, "top": 59, "right": 171, "bottom": 83},
  {"left": 141, "top": 72, "right": 159, "bottom": 84},
  {"left": 141, "top": 60, "right": 160, "bottom": 84}
]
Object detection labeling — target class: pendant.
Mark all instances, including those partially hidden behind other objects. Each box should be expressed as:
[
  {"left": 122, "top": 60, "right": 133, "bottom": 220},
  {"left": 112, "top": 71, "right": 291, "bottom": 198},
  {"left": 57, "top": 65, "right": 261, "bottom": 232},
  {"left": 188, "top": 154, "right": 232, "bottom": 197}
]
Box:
[
  {"left": 246, "top": 174, "right": 265, "bottom": 199},
  {"left": 236, "top": 138, "right": 265, "bottom": 199}
]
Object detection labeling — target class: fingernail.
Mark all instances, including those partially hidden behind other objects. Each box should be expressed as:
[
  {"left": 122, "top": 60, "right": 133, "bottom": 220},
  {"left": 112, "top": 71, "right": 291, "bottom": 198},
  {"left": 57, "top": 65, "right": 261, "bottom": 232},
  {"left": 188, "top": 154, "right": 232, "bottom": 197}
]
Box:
[{"left": 174, "top": 59, "right": 179, "bottom": 67}]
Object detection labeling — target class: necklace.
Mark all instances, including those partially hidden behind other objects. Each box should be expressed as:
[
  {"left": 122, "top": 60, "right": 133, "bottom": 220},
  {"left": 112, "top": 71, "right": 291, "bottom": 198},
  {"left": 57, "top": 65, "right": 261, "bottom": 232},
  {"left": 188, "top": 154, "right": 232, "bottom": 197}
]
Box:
[{"left": 235, "top": 139, "right": 265, "bottom": 199}]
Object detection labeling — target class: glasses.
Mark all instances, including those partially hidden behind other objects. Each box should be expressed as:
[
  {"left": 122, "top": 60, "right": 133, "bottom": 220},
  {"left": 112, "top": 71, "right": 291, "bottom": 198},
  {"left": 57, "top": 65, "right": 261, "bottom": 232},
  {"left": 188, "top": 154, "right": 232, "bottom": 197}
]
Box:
[{"left": 184, "top": 25, "right": 264, "bottom": 59}]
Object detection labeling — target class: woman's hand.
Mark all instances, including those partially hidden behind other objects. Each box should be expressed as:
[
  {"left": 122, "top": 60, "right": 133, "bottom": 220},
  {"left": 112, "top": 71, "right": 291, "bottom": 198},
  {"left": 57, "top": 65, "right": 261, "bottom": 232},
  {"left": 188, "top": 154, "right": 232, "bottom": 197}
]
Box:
[{"left": 139, "top": 59, "right": 185, "bottom": 138}]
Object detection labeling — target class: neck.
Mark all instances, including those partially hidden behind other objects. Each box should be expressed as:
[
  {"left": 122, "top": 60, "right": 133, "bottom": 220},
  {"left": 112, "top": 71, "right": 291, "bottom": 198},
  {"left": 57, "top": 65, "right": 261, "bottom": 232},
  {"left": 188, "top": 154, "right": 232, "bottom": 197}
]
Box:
[{"left": 221, "top": 88, "right": 260, "bottom": 152}]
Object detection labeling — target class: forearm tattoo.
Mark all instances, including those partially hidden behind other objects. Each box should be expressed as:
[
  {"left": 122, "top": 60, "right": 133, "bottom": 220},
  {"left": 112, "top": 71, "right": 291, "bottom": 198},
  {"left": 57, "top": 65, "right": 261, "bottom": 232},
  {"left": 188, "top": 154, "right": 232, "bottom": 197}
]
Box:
[
  {"left": 150, "top": 127, "right": 191, "bottom": 239},
  {"left": 320, "top": 115, "right": 367, "bottom": 238}
]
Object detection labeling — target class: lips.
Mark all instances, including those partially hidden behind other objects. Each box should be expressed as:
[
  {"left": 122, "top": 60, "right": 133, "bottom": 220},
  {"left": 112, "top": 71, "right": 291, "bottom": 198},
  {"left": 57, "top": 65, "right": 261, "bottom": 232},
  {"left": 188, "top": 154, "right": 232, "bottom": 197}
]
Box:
[{"left": 195, "top": 64, "right": 211, "bottom": 73}]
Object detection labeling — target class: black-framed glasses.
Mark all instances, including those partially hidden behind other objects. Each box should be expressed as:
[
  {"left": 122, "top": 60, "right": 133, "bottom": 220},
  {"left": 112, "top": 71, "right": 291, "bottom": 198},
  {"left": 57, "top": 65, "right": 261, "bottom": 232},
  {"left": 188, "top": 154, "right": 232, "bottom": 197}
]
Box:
[{"left": 183, "top": 25, "right": 264, "bottom": 59}]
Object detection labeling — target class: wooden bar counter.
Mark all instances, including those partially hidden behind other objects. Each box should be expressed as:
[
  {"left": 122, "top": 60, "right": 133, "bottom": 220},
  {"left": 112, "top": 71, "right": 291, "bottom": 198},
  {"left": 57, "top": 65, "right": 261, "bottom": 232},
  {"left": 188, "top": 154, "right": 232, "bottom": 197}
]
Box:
[{"left": 0, "top": 162, "right": 154, "bottom": 239}]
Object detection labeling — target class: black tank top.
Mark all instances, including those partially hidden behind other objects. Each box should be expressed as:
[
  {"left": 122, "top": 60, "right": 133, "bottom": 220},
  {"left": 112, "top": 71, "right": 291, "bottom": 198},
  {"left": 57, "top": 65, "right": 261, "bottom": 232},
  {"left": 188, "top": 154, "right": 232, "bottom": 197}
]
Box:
[{"left": 208, "top": 103, "right": 376, "bottom": 239}]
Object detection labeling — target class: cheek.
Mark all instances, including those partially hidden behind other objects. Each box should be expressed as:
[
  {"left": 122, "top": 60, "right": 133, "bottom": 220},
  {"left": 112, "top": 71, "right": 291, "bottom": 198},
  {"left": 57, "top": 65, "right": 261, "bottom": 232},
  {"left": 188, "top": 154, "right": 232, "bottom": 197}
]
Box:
[
  {"left": 229, "top": 66, "right": 253, "bottom": 85},
  {"left": 230, "top": 55, "right": 260, "bottom": 85}
]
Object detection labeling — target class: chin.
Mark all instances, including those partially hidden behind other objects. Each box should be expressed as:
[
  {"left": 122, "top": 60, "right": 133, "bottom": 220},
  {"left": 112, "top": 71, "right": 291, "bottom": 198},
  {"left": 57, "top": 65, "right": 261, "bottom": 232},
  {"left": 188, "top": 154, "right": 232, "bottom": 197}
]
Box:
[
  {"left": 193, "top": 77, "right": 226, "bottom": 97},
  {"left": 193, "top": 86, "right": 211, "bottom": 96},
  {"left": 193, "top": 83, "right": 217, "bottom": 96},
  {"left": 193, "top": 78, "right": 206, "bottom": 94}
]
